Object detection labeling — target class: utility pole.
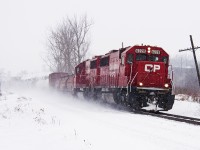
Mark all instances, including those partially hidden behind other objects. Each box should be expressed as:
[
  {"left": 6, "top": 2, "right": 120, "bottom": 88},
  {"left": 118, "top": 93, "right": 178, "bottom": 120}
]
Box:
[{"left": 179, "top": 35, "right": 200, "bottom": 87}]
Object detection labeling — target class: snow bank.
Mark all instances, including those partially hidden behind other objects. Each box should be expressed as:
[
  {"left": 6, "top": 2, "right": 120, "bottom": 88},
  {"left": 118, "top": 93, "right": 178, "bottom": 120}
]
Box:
[
  {"left": 0, "top": 91, "right": 93, "bottom": 150},
  {"left": 1, "top": 79, "right": 200, "bottom": 150}
]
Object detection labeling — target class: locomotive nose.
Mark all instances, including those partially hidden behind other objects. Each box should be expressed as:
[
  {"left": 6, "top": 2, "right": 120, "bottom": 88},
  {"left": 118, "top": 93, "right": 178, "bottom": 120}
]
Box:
[{"left": 136, "top": 61, "right": 165, "bottom": 88}]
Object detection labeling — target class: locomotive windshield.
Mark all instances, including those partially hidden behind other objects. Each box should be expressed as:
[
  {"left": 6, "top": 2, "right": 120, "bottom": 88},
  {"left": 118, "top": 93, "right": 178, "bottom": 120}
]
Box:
[
  {"left": 136, "top": 54, "right": 147, "bottom": 61},
  {"left": 162, "top": 56, "right": 168, "bottom": 64},
  {"left": 136, "top": 54, "right": 160, "bottom": 62},
  {"left": 149, "top": 55, "right": 159, "bottom": 62}
]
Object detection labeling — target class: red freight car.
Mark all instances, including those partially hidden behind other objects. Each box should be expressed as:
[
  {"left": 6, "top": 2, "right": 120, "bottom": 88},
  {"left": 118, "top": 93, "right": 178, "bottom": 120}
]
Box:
[{"left": 49, "top": 72, "right": 74, "bottom": 92}]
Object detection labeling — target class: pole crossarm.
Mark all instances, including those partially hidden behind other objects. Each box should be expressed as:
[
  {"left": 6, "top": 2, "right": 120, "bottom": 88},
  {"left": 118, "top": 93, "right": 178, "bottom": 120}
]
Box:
[{"left": 179, "top": 46, "right": 200, "bottom": 52}]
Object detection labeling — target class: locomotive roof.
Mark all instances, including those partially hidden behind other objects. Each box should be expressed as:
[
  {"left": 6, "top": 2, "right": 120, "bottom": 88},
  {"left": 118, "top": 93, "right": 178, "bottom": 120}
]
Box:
[
  {"left": 75, "top": 45, "right": 169, "bottom": 69},
  {"left": 122, "top": 45, "right": 169, "bottom": 55},
  {"left": 105, "top": 49, "right": 118, "bottom": 55},
  {"left": 49, "top": 72, "right": 68, "bottom": 75},
  {"left": 101, "top": 54, "right": 109, "bottom": 58},
  {"left": 92, "top": 55, "right": 102, "bottom": 59}
]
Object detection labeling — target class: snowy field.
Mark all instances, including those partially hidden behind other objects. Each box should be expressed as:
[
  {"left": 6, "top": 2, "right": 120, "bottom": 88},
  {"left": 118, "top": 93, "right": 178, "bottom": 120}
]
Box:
[{"left": 1, "top": 80, "right": 200, "bottom": 150}]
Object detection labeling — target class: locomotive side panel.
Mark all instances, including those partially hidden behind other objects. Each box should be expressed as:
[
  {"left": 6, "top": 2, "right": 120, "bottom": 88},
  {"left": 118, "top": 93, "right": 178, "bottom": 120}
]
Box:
[
  {"left": 99, "top": 55, "right": 109, "bottom": 87},
  {"left": 85, "top": 60, "right": 91, "bottom": 87},
  {"left": 89, "top": 57, "right": 101, "bottom": 87},
  {"left": 109, "top": 51, "right": 120, "bottom": 88},
  {"left": 75, "top": 61, "right": 87, "bottom": 88}
]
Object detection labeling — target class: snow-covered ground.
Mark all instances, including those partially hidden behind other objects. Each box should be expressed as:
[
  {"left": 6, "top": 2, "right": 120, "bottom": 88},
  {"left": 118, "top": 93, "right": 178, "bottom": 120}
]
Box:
[{"left": 1, "top": 80, "right": 200, "bottom": 150}]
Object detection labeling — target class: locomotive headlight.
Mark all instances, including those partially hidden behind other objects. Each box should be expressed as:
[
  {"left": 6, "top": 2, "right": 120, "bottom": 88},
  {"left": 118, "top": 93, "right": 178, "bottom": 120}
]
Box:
[
  {"left": 147, "top": 47, "right": 151, "bottom": 53},
  {"left": 139, "top": 82, "right": 143, "bottom": 86},
  {"left": 164, "top": 83, "right": 169, "bottom": 88}
]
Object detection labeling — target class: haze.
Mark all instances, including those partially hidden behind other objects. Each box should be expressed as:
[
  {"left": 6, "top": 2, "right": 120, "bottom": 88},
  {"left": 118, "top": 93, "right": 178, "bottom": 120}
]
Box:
[{"left": 0, "top": 0, "right": 200, "bottom": 74}]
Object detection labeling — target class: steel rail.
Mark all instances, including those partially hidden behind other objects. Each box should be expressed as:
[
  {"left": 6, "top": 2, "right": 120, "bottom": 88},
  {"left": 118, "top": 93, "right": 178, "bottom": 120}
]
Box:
[{"left": 133, "top": 110, "right": 200, "bottom": 126}]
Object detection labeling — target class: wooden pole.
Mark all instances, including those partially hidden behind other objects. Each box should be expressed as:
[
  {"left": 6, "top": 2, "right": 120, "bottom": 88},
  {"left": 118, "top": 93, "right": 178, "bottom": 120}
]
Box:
[{"left": 190, "top": 35, "right": 200, "bottom": 87}]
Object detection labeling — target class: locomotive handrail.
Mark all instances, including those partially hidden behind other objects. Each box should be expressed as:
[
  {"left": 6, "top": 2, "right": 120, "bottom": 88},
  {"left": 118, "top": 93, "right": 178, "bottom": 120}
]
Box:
[
  {"left": 129, "top": 72, "right": 138, "bottom": 92},
  {"left": 127, "top": 63, "right": 134, "bottom": 87},
  {"left": 126, "top": 63, "right": 134, "bottom": 94},
  {"left": 168, "top": 65, "right": 173, "bottom": 80},
  {"left": 168, "top": 65, "right": 175, "bottom": 93},
  {"left": 171, "top": 80, "right": 175, "bottom": 94},
  {"left": 141, "top": 70, "right": 153, "bottom": 83}
]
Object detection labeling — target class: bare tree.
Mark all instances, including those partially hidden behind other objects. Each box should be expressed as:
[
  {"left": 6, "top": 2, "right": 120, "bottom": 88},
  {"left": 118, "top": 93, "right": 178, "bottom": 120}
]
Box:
[{"left": 46, "top": 15, "right": 92, "bottom": 74}]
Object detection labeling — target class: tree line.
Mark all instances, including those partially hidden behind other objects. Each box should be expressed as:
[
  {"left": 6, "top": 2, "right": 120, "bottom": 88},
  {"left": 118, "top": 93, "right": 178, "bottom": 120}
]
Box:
[{"left": 172, "top": 57, "right": 200, "bottom": 101}]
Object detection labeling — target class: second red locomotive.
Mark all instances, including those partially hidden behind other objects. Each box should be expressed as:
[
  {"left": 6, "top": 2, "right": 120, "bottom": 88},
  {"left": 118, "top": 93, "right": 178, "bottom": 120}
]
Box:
[{"left": 50, "top": 45, "right": 175, "bottom": 111}]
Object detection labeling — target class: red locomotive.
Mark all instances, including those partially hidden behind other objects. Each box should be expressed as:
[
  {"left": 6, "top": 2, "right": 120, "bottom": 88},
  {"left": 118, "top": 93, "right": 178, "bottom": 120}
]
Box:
[{"left": 49, "top": 45, "right": 175, "bottom": 111}]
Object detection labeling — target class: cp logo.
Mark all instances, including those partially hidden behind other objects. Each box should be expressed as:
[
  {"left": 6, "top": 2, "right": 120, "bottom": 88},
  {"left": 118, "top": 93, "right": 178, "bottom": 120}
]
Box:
[{"left": 145, "top": 64, "right": 160, "bottom": 72}]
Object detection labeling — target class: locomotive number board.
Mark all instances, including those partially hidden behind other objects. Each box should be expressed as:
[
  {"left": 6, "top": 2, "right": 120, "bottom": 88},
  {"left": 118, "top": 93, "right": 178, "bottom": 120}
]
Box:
[
  {"left": 135, "top": 49, "right": 160, "bottom": 54},
  {"left": 151, "top": 50, "right": 160, "bottom": 54},
  {"left": 135, "top": 49, "right": 146, "bottom": 53}
]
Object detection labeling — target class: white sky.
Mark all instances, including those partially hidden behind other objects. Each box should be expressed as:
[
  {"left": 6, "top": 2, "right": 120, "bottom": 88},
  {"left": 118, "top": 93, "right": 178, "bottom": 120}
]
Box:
[{"left": 0, "top": 0, "right": 200, "bottom": 74}]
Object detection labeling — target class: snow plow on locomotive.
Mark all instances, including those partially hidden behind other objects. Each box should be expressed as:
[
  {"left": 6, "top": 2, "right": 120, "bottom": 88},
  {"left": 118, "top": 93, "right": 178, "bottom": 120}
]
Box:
[{"left": 49, "top": 45, "right": 175, "bottom": 111}]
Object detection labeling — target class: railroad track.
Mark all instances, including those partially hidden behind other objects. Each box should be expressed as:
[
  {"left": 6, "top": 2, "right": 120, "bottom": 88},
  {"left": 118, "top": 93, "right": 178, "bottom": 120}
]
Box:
[
  {"left": 133, "top": 110, "right": 200, "bottom": 126},
  {"left": 98, "top": 102, "right": 200, "bottom": 126},
  {"left": 74, "top": 95, "right": 200, "bottom": 126}
]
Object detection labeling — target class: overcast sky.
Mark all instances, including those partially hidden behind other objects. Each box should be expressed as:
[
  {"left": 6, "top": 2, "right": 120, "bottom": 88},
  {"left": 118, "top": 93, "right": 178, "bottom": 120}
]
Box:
[{"left": 0, "top": 0, "right": 200, "bottom": 74}]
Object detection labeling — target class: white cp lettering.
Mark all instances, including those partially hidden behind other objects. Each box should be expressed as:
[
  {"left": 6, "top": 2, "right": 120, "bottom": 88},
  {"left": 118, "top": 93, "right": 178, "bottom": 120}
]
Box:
[{"left": 145, "top": 64, "right": 160, "bottom": 72}]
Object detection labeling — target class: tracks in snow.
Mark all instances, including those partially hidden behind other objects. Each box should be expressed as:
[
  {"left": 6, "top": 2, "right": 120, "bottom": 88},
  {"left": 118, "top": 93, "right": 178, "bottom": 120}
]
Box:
[
  {"left": 133, "top": 110, "right": 200, "bottom": 126},
  {"left": 92, "top": 101, "right": 200, "bottom": 126},
  {"left": 95, "top": 101, "right": 200, "bottom": 126}
]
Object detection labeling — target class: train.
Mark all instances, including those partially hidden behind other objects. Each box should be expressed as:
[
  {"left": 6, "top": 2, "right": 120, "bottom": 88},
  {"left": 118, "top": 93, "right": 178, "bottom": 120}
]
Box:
[{"left": 49, "top": 45, "right": 175, "bottom": 111}]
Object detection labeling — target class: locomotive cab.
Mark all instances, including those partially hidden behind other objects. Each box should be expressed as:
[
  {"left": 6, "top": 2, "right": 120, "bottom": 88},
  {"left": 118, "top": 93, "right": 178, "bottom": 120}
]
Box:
[{"left": 118, "top": 45, "right": 175, "bottom": 111}]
